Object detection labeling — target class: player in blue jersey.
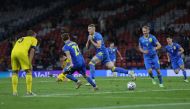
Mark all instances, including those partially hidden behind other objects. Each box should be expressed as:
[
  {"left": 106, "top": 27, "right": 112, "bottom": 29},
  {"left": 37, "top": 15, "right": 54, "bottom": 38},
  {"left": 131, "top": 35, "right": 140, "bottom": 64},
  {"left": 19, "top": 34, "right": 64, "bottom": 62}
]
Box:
[
  {"left": 107, "top": 41, "right": 123, "bottom": 77},
  {"left": 139, "top": 26, "right": 164, "bottom": 87},
  {"left": 165, "top": 36, "right": 188, "bottom": 82},
  {"left": 86, "top": 24, "right": 135, "bottom": 84},
  {"left": 61, "top": 33, "right": 98, "bottom": 90},
  {"left": 107, "top": 41, "right": 123, "bottom": 64}
]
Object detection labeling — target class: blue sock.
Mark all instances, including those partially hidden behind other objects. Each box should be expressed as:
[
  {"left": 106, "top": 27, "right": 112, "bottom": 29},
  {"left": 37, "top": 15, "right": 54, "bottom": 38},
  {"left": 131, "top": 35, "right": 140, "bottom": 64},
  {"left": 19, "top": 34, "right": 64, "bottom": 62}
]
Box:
[
  {"left": 89, "top": 64, "right": 95, "bottom": 79},
  {"left": 113, "top": 67, "right": 128, "bottom": 74},
  {"left": 149, "top": 73, "right": 154, "bottom": 79},
  {"left": 86, "top": 77, "right": 96, "bottom": 87},
  {"left": 182, "top": 70, "right": 187, "bottom": 80},
  {"left": 66, "top": 74, "right": 78, "bottom": 82},
  {"left": 157, "top": 74, "right": 163, "bottom": 84}
]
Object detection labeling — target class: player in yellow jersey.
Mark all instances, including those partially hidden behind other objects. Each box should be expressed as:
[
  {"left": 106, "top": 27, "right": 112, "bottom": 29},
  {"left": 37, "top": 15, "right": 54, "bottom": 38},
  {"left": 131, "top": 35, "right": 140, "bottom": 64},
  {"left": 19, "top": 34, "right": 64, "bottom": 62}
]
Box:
[
  {"left": 56, "top": 55, "right": 71, "bottom": 82},
  {"left": 11, "top": 30, "right": 38, "bottom": 96}
]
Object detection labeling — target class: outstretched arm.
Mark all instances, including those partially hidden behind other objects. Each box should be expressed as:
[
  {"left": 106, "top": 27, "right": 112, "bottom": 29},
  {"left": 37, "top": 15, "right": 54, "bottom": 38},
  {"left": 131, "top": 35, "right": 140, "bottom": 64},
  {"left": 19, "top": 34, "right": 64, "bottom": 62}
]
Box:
[
  {"left": 65, "top": 51, "right": 73, "bottom": 67},
  {"left": 117, "top": 50, "right": 123, "bottom": 60}
]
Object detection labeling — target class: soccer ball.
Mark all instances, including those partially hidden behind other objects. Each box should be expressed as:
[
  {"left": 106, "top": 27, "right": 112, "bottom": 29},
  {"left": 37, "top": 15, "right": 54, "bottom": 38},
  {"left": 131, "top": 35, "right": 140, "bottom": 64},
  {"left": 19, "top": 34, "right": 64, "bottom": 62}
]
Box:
[{"left": 127, "top": 81, "right": 136, "bottom": 90}]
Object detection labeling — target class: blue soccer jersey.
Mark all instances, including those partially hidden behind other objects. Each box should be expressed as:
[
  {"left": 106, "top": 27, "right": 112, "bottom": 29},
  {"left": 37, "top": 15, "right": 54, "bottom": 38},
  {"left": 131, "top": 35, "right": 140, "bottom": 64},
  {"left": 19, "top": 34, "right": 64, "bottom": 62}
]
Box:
[
  {"left": 107, "top": 47, "right": 118, "bottom": 62},
  {"left": 63, "top": 41, "right": 85, "bottom": 67},
  {"left": 92, "top": 32, "right": 110, "bottom": 64},
  {"left": 165, "top": 43, "right": 184, "bottom": 69},
  {"left": 139, "top": 34, "right": 160, "bottom": 69}
]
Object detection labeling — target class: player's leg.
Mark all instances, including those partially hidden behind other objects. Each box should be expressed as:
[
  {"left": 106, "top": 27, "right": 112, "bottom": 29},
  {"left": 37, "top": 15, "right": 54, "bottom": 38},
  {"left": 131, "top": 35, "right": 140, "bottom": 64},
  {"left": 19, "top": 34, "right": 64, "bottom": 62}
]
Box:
[
  {"left": 80, "top": 65, "right": 97, "bottom": 89},
  {"left": 11, "top": 54, "right": 20, "bottom": 96},
  {"left": 155, "top": 69, "right": 164, "bottom": 87},
  {"left": 88, "top": 55, "right": 101, "bottom": 83},
  {"left": 20, "top": 54, "right": 34, "bottom": 95},
  {"left": 56, "top": 73, "right": 68, "bottom": 82},
  {"left": 12, "top": 71, "right": 19, "bottom": 96},
  {"left": 25, "top": 69, "right": 34, "bottom": 95},
  {"left": 63, "top": 66, "right": 82, "bottom": 89},
  {"left": 154, "top": 56, "right": 164, "bottom": 87},
  {"left": 106, "top": 61, "right": 136, "bottom": 80},
  {"left": 144, "top": 58, "right": 156, "bottom": 84},
  {"left": 178, "top": 59, "right": 188, "bottom": 82},
  {"left": 112, "top": 60, "right": 117, "bottom": 77}
]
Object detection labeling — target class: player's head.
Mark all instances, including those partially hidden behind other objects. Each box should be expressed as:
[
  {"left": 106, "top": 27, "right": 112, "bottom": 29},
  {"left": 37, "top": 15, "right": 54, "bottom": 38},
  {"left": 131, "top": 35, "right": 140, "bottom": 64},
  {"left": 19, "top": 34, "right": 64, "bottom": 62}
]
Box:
[
  {"left": 109, "top": 41, "right": 115, "bottom": 47},
  {"left": 27, "top": 30, "right": 37, "bottom": 37},
  {"left": 142, "top": 26, "right": 150, "bottom": 36},
  {"left": 88, "top": 24, "right": 96, "bottom": 35},
  {"left": 166, "top": 36, "right": 173, "bottom": 44},
  {"left": 61, "top": 33, "right": 70, "bottom": 42}
]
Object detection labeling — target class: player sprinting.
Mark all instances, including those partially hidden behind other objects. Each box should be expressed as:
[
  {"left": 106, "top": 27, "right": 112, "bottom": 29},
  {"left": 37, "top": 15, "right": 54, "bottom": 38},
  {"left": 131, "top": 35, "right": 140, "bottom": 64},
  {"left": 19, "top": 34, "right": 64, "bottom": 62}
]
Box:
[
  {"left": 11, "top": 30, "right": 38, "bottom": 96},
  {"left": 139, "top": 26, "right": 164, "bottom": 87},
  {"left": 61, "top": 33, "right": 98, "bottom": 90},
  {"left": 56, "top": 55, "right": 70, "bottom": 82},
  {"left": 86, "top": 24, "right": 135, "bottom": 84},
  {"left": 165, "top": 36, "right": 189, "bottom": 82},
  {"left": 107, "top": 41, "right": 123, "bottom": 77}
]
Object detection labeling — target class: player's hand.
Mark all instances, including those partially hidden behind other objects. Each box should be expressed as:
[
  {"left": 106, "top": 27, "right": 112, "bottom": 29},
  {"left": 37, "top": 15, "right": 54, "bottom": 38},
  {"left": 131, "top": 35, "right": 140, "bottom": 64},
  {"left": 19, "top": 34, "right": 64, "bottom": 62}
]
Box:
[
  {"left": 120, "top": 57, "right": 123, "bottom": 60},
  {"left": 167, "top": 59, "right": 170, "bottom": 63},
  {"left": 88, "top": 35, "right": 93, "bottom": 40},
  {"left": 143, "top": 50, "right": 148, "bottom": 54}
]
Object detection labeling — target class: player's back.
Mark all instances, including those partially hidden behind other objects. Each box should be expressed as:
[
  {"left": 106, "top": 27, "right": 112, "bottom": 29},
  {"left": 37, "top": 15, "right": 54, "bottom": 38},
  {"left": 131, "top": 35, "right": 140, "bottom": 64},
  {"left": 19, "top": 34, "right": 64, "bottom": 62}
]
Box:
[
  {"left": 63, "top": 41, "right": 85, "bottom": 67},
  {"left": 12, "top": 36, "right": 37, "bottom": 54}
]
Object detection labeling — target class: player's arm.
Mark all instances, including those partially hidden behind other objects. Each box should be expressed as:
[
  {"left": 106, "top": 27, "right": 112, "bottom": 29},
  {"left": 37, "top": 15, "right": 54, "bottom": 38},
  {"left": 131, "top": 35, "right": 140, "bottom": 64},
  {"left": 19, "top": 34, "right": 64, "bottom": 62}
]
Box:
[
  {"left": 117, "top": 50, "right": 123, "bottom": 60},
  {"left": 178, "top": 47, "right": 184, "bottom": 55},
  {"left": 86, "top": 37, "right": 90, "bottom": 49},
  {"left": 155, "top": 42, "right": 162, "bottom": 50},
  {"left": 138, "top": 43, "right": 148, "bottom": 54},
  {"left": 89, "top": 35, "right": 101, "bottom": 48},
  {"left": 29, "top": 48, "right": 35, "bottom": 63},
  {"left": 166, "top": 53, "right": 170, "bottom": 62},
  {"left": 65, "top": 51, "right": 73, "bottom": 67}
]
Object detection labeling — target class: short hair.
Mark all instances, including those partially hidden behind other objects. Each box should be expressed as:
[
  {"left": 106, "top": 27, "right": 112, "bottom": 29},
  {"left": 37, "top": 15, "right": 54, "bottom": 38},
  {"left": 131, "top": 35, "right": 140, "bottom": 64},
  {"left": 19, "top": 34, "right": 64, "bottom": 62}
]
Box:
[
  {"left": 88, "top": 24, "right": 96, "bottom": 28},
  {"left": 61, "top": 33, "right": 70, "bottom": 41},
  {"left": 27, "top": 30, "right": 36, "bottom": 36},
  {"left": 166, "top": 36, "right": 172, "bottom": 39},
  {"left": 142, "top": 25, "right": 150, "bottom": 30}
]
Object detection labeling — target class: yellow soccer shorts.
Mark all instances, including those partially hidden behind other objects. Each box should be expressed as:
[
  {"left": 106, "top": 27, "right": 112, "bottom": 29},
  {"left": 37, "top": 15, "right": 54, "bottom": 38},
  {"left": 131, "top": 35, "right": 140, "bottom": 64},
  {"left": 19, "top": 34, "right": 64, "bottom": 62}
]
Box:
[{"left": 11, "top": 52, "right": 31, "bottom": 71}]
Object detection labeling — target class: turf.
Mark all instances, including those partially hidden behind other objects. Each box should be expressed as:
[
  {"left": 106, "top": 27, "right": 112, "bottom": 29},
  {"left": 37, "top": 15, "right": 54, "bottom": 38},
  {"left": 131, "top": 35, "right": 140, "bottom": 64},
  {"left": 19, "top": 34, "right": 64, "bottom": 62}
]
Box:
[{"left": 0, "top": 77, "right": 190, "bottom": 109}]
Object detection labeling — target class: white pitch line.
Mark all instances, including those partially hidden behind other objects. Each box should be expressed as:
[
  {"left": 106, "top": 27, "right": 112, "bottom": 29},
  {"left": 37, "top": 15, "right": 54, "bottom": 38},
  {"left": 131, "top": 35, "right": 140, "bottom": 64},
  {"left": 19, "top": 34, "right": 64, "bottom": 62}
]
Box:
[
  {"left": 77, "top": 102, "right": 190, "bottom": 109},
  {"left": 22, "top": 88, "right": 190, "bottom": 97}
]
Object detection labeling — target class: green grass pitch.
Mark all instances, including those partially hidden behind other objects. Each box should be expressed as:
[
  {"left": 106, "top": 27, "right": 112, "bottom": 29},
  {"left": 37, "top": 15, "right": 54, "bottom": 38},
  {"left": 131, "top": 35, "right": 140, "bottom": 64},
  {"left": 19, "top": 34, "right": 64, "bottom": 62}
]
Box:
[{"left": 0, "top": 77, "right": 190, "bottom": 109}]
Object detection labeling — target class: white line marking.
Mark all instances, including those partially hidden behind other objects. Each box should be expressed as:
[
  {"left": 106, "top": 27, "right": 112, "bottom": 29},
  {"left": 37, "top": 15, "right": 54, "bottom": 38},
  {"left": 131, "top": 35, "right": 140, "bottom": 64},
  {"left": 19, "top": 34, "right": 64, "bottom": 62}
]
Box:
[
  {"left": 77, "top": 102, "right": 190, "bottom": 109},
  {"left": 22, "top": 88, "right": 190, "bottom": 97}
]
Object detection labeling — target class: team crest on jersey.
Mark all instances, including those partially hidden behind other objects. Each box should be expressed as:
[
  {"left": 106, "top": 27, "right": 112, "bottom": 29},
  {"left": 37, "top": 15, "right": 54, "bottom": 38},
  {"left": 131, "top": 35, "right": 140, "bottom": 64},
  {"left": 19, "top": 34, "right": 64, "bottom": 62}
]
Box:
[
  {"left": 173, "top": 46, "right": 176, "bottom": 50},
  {"left": 149, "top": 38, "right": 152, "bottom": 42}
]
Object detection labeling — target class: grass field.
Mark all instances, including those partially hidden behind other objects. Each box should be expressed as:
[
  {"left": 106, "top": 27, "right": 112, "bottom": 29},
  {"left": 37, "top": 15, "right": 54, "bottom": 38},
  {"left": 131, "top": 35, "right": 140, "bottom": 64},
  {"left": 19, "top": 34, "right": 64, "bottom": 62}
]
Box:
[{"left": 0, "top": 77, "right": 190, "bottom": 109}]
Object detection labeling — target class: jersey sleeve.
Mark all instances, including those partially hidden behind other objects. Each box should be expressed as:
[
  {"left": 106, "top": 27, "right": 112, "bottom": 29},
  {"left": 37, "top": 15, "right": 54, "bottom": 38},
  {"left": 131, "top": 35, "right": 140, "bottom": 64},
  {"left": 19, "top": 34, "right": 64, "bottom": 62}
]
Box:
[
  {"left": 63, "top": 45, "right": 70, "bottom": 52},
  {"left": 31, "top": 38, "right": 38, "bottom": 47},
  {"left": 152, "top": 35, "right": 159, "bottom": 44},
  {"left": 95, "top": 33, "right": 102, "bottom": 41},
  {"left": 176, "top": 43, "right": 182, "bottom": 49}
]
